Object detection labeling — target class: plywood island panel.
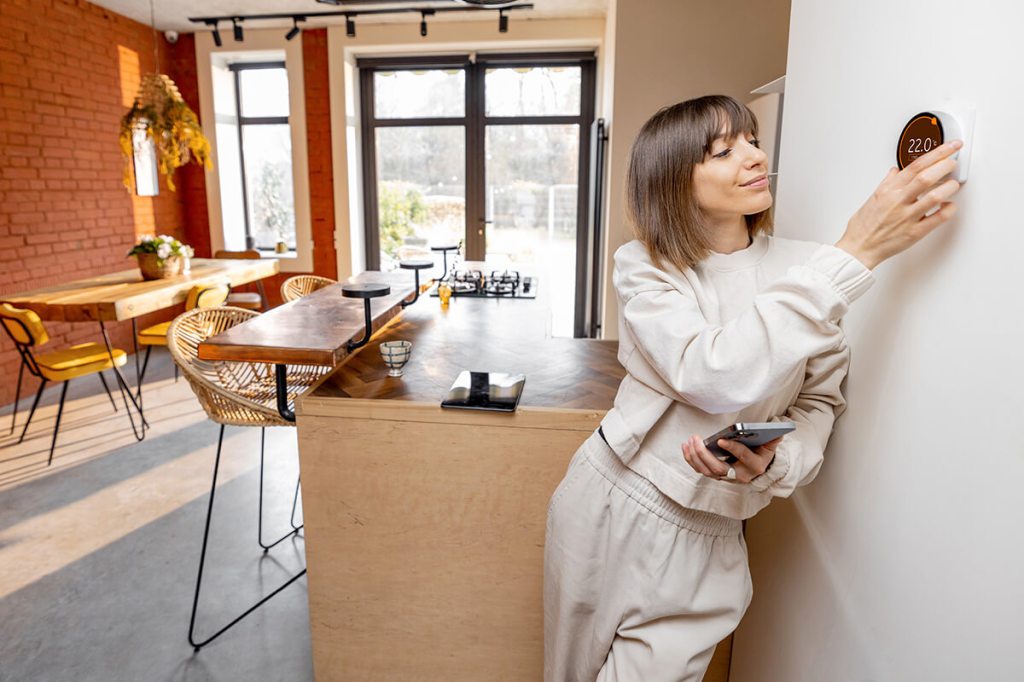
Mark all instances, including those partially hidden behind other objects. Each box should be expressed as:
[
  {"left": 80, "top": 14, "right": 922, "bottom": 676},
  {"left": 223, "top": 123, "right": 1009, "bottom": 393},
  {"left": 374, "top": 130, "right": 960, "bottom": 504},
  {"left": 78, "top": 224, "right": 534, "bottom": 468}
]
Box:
[{"left": 296, "top": 295, "right": 733, "bottom": 681}]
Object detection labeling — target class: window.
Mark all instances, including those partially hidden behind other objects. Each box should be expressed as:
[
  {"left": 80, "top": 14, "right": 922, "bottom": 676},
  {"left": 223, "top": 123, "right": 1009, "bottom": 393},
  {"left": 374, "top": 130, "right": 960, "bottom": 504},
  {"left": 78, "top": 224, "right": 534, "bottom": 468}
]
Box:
[
  {"left": 229, "top": 62, "right": 295, "bottom": 253},
  {"left": 199, "top": 38, "right": 312, "bottom": 272},
  {"left": 359, "top": 54, "right": 596, "bottom": 337}
]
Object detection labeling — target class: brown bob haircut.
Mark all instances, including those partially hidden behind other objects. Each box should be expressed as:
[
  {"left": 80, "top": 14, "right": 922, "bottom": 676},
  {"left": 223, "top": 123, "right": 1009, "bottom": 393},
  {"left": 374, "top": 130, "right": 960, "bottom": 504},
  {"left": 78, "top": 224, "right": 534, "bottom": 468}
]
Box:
[{"left": 626, "top": 95, "right": 773, "bottom": 272}]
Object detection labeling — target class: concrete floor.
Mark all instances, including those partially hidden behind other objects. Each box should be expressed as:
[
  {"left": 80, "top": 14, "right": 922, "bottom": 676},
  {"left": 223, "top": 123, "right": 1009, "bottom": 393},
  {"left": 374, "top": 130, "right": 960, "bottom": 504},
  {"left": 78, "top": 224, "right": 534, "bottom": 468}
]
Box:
[{"left": 0, "top": 353, "right": 313, "bottom": 682}]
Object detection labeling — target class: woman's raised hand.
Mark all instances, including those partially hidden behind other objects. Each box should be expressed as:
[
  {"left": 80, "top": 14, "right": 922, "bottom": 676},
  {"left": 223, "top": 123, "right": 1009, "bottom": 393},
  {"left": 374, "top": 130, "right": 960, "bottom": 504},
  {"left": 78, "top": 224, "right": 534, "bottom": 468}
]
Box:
[
  {"left": 682, "top": 434, "right": 783, "bottom": 484},
  {"left": 836, "top": 140, "right": 963, "bottom": 270}
]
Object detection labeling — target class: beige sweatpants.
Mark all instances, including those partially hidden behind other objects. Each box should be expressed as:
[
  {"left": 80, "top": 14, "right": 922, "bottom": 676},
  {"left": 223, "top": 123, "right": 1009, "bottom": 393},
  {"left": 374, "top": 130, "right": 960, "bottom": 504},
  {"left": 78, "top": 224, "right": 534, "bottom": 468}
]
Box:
[{"left": 544, "top": 432, "right": 752, "bottom": 682}]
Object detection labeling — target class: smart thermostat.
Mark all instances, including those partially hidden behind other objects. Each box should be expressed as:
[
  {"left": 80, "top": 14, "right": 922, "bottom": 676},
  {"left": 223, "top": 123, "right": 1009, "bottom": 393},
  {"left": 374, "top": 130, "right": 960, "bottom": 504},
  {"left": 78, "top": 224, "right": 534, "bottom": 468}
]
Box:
[{"left": 896, "top": 107, "right": 973, "bottom": 182}]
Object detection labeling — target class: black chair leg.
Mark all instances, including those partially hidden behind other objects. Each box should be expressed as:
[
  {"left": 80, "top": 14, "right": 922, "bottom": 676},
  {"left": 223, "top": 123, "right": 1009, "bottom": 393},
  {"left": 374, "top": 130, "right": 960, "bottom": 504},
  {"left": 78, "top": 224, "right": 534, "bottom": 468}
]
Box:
[
  {"left": 48, "top": 381, "right": 70, "bottom": 466},
  {"left": 138, "top": 346, "right": 153, "bottom": 388},
  {"left": 174, "top": 363, "right": 179, "bottom": 383},
  {"left": 16, "top": 378, "right": 47, "bottom": 445},
  {"left": 189, "top": 424, "right": 307, "bottom": 651},
  {"left": 97, "top": 371, "right": 118, "bottom": 412},
  {"left": 10, "top": 361, "right": 25, "bottom": 435},
  {"left": 258, "top": 427, "right": 303, "bottom": 552}
]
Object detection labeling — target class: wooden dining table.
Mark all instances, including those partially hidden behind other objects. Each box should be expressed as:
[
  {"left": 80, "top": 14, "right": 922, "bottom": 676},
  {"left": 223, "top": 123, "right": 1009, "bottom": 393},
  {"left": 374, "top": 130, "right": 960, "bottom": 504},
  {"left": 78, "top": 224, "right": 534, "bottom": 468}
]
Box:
[
  {"left": 2, "top": 257, "right": 280, "bottom": 439},
  {"left": 2, "top": 257, "right": 279, "bottom": 322}
]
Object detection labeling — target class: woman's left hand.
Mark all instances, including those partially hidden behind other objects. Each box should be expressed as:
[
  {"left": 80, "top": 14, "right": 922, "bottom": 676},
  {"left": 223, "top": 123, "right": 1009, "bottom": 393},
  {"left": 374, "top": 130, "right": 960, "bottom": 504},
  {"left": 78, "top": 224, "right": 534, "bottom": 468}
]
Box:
[{"left": 682, "top": 434, "right": 784, "bottom": 484}]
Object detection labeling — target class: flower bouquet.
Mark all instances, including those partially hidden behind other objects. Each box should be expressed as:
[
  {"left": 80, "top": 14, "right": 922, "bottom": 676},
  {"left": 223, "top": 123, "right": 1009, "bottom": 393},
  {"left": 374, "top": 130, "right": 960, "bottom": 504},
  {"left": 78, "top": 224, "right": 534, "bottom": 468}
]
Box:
[{"left": 127, "top": 234, "right": 195, "bottom": 280}]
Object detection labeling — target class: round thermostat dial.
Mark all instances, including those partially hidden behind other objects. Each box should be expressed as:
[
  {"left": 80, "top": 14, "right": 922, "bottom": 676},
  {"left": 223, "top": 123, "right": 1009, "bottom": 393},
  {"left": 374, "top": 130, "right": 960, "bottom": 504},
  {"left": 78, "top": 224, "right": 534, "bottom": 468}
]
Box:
[{"left": 897, "top": 112, "right": 947, "bottom": 169}]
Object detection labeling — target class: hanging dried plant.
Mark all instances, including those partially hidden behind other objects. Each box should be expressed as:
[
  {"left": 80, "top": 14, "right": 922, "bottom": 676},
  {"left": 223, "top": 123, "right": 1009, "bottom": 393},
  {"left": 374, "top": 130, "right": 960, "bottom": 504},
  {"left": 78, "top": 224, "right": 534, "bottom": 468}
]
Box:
[{"left": 119, "top": 74, "right": 212, "bottom": 192}]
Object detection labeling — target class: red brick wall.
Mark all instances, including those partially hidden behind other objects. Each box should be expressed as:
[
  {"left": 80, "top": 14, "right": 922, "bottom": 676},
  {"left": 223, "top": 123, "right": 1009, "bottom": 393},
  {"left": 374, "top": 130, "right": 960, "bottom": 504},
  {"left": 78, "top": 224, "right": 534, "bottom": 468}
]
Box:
[
  {"left": 1, "top": 5, "right": 339, "bottom": 408},
  {"left": 0, "top": 0, "right": 201, "bottom": 407}
]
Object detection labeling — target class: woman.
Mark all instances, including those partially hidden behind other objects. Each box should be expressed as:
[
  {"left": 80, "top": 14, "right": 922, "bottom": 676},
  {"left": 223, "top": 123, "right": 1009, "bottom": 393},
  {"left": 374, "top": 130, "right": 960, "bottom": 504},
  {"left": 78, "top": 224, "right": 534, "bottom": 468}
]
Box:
[{"left": 544, "top": 95, "right": 961, "bottom": 681}]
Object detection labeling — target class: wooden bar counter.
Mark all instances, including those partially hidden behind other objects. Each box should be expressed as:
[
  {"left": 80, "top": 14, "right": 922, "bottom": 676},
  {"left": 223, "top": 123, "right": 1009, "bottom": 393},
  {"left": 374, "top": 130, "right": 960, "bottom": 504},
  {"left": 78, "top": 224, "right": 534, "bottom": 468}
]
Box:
[{"left": 296, "top": 294, "right": 623, "bottom": 681}]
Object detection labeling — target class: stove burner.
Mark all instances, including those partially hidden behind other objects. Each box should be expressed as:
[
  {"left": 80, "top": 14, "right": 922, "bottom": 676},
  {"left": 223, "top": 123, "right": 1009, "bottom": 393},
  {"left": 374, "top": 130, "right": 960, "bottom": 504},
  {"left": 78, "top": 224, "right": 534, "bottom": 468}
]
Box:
[
  {"left": 434, "top": 269, "right": 536, "bottom": 299},
  {"left": 484, "top": 281, "right": 514, "bottom": 295},
  {"left": 489, "top": 270, "right": 521, "bottom": 286}
]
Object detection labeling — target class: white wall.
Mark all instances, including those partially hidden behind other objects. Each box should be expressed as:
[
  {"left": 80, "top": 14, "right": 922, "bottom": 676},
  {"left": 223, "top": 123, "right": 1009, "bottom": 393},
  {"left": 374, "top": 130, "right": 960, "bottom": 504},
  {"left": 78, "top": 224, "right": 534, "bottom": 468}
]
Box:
[{"left": 733, "top": 1, "right": 1024, "bottom": 680}]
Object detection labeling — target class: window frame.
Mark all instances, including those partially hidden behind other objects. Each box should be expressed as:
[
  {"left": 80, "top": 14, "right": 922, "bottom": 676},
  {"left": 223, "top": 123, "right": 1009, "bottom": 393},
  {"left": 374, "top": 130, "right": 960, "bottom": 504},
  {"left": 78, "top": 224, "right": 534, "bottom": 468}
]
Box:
[
  {"left": 358, "top": 52, "right": 596, "bottom": 334},
  {"left": 195, "top": 33, "right": 313, "bottom": 272},
  {"left": 229, "top": 61, "right": 294, "bottom": 252}
]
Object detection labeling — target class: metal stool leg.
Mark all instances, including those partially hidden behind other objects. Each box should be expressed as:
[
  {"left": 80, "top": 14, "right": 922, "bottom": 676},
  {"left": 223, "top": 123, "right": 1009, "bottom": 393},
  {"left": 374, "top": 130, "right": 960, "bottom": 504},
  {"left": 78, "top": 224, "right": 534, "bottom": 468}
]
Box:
[
  {"left": 189, "top": 424, "right": 307, "bottom": 651},
  {"left": 10, "top": 361, "right": 25, "bottom": 435},
  {"left": 258, "top": 427, "right": 303, "bottom": 552},
  {"left": 97, "top": 371, "right": 118, "bottom": 413},
  {"left": 16, "top": 378, "right": 47, "bottom": 445},
  {"left": 48, "top": 381, "right": 70, "bottom": 466},
  {"left": 289, "top": 476, "right": 301, "bottom": 530}
]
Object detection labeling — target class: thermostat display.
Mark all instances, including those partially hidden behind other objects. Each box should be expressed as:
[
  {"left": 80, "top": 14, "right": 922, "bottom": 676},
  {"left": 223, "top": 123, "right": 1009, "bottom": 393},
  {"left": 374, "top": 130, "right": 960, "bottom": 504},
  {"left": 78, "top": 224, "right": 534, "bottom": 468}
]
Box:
[
  {"left": 896, "top": 107, "right": 973, "bottom": 183},
  {"left": 898, "top": 113, "right": 944, "bottom": 169}
]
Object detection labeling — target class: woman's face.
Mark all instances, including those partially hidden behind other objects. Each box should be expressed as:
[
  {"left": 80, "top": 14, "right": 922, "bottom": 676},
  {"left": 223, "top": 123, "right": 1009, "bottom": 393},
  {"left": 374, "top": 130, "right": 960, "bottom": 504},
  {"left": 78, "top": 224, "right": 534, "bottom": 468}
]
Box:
[{"left": 692, "top": 126, "right": 772, "bottom": 222}]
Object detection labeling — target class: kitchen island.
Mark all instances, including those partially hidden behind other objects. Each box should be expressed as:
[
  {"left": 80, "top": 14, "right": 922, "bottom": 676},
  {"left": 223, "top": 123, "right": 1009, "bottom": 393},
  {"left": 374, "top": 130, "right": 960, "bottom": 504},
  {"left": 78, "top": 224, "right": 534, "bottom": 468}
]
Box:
[{"left": 295, "top": 294, "right": 623, "bottom": 680}]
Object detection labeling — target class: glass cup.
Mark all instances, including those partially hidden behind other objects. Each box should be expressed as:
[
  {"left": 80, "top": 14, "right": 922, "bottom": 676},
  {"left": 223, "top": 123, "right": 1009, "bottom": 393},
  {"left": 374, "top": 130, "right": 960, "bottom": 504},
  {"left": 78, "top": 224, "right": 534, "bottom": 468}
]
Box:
[{"left": 380, "top": 340, "right": 412, "bottom": 377}]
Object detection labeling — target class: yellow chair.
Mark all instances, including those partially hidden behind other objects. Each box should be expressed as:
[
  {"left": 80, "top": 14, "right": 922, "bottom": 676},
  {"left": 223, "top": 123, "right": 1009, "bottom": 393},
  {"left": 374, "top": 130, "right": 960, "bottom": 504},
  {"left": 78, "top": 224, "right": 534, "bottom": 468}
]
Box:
[
  {"left": 137, "top": 283, "right": 229, "bottom": 387},
  {"left": 1, "top": 303, "right": 128, "bottom": 465},
  {"left": 280, "top": 274, "right": 336, "bottom": 303},
  {"left": 214, "top": 249, "right": 268, "bottom": 311}
]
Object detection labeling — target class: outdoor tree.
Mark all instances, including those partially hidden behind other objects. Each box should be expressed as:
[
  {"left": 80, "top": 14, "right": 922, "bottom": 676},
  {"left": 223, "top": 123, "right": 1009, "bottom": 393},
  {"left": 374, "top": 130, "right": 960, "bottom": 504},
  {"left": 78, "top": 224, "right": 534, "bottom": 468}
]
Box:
[
  {"left": 253, "top": 162, "right": 293, "bottom": 247},
  {"left": 378, "top": 184, "right": 427, "bottom": 259}
]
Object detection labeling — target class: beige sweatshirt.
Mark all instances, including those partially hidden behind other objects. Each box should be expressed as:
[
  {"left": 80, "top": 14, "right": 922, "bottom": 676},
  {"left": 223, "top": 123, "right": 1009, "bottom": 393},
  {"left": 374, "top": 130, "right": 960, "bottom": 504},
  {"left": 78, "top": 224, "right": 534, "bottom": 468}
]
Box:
[{"left": 599, "top": 233, "right": 875, "bottom": 520}]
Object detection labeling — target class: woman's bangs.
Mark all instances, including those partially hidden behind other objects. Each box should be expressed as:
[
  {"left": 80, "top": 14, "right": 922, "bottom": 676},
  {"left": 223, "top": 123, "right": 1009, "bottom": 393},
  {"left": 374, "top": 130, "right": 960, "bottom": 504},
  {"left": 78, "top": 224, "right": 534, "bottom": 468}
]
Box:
[{"left": 703, "top": 100, "right": 759, "bottom": 153}]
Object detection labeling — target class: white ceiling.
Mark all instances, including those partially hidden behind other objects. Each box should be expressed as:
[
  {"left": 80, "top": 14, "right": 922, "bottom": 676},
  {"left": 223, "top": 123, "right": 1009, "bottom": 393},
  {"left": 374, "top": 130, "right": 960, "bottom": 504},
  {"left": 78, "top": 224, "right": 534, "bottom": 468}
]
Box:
[{"left": 92, "top": 0, "right": 608, "bottom": 33}]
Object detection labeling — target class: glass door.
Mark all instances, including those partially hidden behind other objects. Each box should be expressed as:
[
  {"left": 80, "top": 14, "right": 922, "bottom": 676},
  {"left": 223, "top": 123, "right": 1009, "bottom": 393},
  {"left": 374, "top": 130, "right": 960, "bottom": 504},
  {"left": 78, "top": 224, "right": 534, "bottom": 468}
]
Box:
[
  {"left": 360, "top": 54, "right": 596, "bottom": 336},
  {"left": 360, "top": 60, "right": 468, "bottom": 275},
  {"left": 482, "top": 64, "right": 585, "bottom": 337}
]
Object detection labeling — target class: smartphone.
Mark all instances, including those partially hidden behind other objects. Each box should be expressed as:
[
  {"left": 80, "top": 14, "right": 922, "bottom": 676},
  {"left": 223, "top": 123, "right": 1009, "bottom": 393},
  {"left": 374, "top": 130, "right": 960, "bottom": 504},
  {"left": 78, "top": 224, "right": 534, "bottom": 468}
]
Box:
[{"left": 703, "top": 422, "right": 796, "bottom": 464}]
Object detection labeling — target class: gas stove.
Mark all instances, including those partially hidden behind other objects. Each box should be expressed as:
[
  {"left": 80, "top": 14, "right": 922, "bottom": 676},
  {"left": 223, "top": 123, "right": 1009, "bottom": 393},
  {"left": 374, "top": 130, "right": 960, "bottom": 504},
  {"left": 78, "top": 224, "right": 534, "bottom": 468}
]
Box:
[{"left": 430, "top": 269, "right": 537, "bottom": 299}]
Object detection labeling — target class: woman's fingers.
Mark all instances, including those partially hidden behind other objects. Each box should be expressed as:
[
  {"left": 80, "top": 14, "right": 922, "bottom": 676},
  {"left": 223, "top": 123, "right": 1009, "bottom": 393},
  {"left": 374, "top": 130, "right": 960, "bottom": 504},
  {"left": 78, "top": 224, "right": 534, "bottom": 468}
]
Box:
[
  {"left": 694, "top": 437, "right": 731, "bottom": 478},
  {"left": 683, "top": 438, "right": 711, "bottom": 476},
  {"left": 892, "top": 140, "right": 962, "bottom": 190},
  {"left": 914, "top": 178, "right": 962, "bottom": 219},
  {"left": 903, "top": 157, "right": 958, "bottom": 203}
]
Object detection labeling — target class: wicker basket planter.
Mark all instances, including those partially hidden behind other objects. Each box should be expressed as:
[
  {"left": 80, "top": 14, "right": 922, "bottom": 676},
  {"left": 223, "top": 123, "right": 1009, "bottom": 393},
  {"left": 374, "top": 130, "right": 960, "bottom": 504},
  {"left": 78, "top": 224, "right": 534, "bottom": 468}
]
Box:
[{"left": 137, "top": 253, "right": 183, "bottom": 280}]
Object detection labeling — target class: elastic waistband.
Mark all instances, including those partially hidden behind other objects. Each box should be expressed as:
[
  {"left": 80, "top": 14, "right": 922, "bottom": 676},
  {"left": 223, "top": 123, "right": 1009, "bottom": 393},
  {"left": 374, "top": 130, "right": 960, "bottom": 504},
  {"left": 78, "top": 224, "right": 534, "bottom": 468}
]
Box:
[{"left": 582, "top": 431, "right": 741, "bottom": 537}]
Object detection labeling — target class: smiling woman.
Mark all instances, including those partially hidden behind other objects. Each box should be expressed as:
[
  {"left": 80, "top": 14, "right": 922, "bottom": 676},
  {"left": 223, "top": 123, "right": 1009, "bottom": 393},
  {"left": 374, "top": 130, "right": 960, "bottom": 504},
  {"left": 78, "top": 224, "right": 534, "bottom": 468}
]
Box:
[
  {"left": 625, "top": 95, "right": 774, "bottom": 274},
  {"left": 543, "top": 93, "right": 963, "bottom": 681}
]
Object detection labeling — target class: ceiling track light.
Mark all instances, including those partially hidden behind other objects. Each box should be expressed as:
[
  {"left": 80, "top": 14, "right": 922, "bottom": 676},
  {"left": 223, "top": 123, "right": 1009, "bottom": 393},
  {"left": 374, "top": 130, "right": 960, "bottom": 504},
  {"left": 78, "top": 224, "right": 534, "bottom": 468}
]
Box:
[
  {"left": 189, "top": 4, "right": 533, "bottom": 40},
  {"left": 286, "top": 16, "right": 304, "bottom": 41}
]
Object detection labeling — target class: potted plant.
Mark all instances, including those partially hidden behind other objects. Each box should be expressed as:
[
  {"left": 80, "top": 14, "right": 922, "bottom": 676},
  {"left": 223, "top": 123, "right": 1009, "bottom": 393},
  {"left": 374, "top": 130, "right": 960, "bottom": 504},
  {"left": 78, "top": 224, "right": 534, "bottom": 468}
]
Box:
[
  {"left": 127, "top": 234, "right": 195, "bottom": 280},
  {"left": 119, "top": 74, "right": 212, "bottom": 192}
]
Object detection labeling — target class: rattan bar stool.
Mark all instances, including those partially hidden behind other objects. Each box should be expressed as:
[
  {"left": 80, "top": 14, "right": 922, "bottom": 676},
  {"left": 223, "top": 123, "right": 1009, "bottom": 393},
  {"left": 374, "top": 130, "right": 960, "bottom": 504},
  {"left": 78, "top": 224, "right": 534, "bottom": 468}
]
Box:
[
  {"left": 167, "top": 306, "right": 331, "bottom": 650},
  {"left": 280, "top": 274, "right": 336, "bottom": 303}
]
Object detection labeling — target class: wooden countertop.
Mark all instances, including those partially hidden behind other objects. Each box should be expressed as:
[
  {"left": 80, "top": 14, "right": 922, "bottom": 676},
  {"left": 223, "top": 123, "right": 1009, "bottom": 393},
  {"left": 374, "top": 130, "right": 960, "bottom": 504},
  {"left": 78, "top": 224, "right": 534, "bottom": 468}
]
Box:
[
  {"left": 198, "top": 270, "right": 417, "bottom": 366},
  {"left": 306, "top": 294, "right": 625, "bottom": 412}
]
